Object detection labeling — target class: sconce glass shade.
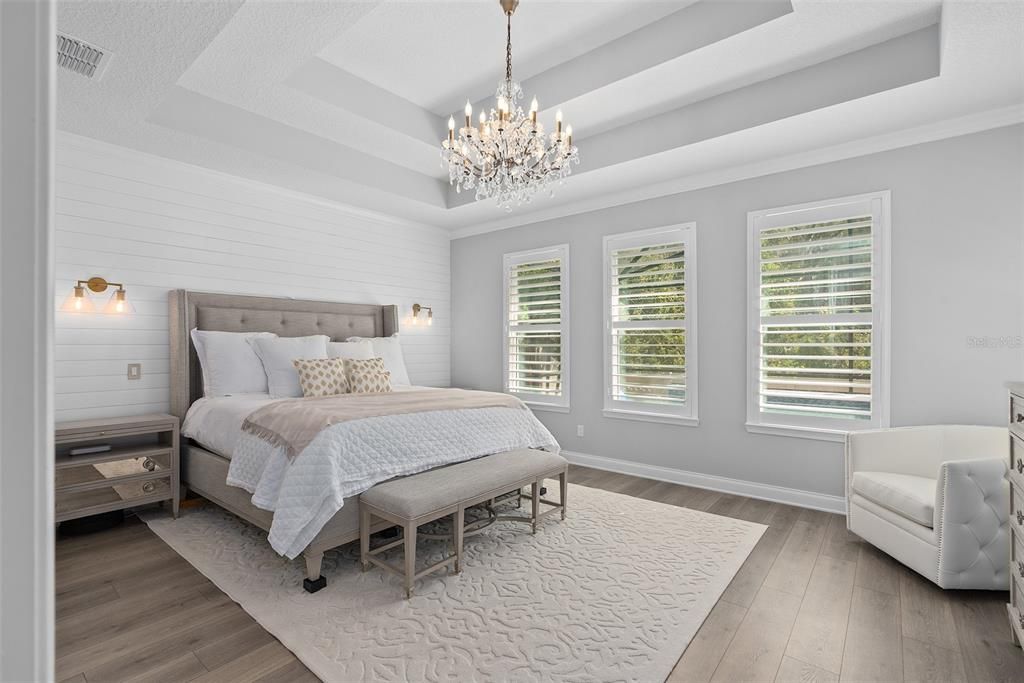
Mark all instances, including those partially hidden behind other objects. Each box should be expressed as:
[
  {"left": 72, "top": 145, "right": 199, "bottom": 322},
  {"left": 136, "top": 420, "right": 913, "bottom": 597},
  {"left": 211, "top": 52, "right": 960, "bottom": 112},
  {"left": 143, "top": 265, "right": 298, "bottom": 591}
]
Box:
[
  {"left": 412, "top": 303, "right": 432, "bottom": 326},
  {"left": 60, "top": 285, "right": 96, "bottom": 313},
  {"left": 103, "top": 288, "right": 135, "bottom": 315}
]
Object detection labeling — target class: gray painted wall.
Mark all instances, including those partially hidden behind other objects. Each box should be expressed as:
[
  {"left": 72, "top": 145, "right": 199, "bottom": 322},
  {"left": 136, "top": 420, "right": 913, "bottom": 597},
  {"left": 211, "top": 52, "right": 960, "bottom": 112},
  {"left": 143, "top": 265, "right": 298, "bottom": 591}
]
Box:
[{"left": 451, "top": 125, "right": 1024, "bottom": 499}]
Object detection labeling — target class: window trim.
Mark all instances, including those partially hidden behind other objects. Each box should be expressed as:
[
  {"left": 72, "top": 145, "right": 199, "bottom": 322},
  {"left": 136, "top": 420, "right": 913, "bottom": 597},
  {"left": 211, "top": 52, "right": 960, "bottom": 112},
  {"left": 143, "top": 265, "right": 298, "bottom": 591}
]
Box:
[
  {"left": 502, "top": 244, "right": 570, "bottom": 411},
  {"left": 746, "top": 191, "right": 891, "bottom": 440},
  {"left": 602, "top": 223, "right": 698, "bottom": 426}
]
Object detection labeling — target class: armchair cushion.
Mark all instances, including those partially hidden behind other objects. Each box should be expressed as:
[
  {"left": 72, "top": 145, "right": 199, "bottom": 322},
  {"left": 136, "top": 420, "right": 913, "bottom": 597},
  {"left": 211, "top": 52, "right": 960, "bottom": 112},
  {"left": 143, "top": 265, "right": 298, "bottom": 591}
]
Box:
[{"left": 851, "top": 471, "right": 936, "bottom": 528}]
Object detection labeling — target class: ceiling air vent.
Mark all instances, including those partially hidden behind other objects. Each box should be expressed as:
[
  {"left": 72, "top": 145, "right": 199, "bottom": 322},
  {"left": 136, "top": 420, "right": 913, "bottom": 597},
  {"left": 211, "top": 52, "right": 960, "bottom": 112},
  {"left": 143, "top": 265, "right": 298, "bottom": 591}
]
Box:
[{"left": 57, "top": 33, "right": 111, "bottom": 80}]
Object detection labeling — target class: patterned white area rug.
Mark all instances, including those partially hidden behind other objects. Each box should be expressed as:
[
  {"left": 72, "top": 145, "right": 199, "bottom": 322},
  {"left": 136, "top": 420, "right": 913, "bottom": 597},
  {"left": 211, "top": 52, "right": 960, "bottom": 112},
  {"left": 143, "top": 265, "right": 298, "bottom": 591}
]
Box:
[{"left": 142, "top": 483, "right": 765, "bottom": 683}]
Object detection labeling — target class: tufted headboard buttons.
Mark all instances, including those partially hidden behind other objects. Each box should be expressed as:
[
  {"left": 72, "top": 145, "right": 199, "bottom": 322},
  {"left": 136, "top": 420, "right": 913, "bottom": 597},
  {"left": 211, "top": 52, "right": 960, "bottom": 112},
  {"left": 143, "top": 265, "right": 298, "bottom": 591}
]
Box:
[{"left": 169, "top": 290, "right": 399, "bottom": 420}]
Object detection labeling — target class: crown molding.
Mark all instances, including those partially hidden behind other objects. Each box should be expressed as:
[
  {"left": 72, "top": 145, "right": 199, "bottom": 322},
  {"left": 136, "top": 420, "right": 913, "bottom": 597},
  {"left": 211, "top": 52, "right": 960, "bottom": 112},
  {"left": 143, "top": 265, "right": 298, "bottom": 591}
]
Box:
[{"left": 450, "top": 104, "right": 1024, "bottom": 240}]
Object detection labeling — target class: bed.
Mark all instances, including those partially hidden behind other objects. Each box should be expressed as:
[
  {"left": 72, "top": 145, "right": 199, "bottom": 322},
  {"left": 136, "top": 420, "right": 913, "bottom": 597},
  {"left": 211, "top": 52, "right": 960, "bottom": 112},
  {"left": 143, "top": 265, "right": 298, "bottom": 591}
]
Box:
[
  {"left": 169, "top": 290, "right": 414, "bottom": 584},
  {"left": 168, "top": 290, "right": 557, "bottom": 587}
]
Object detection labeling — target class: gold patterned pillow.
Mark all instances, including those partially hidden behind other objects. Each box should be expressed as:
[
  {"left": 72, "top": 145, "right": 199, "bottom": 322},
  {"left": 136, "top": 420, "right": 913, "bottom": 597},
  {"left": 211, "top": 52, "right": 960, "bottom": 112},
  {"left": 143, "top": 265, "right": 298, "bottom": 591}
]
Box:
[
  {"left": 292, "top": 358, "right": 349, "bottom": 397},
  {"left": 345, "top": 357, "right": 392, "bottom": 394}
]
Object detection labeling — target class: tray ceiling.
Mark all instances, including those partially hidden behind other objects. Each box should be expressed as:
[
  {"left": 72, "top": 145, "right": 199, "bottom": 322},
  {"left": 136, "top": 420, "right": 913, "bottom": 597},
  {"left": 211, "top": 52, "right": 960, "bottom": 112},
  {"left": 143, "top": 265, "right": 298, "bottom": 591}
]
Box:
[{"left": 57, "top": 0, "right": 1024, "bottom": 233}]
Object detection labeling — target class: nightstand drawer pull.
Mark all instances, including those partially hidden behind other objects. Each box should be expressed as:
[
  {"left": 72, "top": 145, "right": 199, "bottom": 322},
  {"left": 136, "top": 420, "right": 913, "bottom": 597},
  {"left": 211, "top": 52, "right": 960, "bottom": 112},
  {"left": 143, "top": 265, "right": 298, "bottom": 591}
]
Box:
[
  {"left": 1017, "top": 510, "right": 1024, "bottom": 526},
  {"left": 142, "top": 481, "right": 156, "bottom": 494},
  {"left": 1018, "top": 458, "right": 1023, "bottom": 474},
  {"left": 143, "top": 458, "right": 156, "bottom": 471},
  {"left": 1018, "top": 560, "right": 1024, "bottom": 579}
]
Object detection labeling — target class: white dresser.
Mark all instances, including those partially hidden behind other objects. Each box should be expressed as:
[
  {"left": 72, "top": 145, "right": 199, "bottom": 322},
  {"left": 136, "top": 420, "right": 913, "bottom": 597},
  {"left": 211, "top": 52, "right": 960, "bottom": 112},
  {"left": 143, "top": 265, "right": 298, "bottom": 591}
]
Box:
[{"left": 1007, "top": 382, "right": 1024, "bottom": 647}]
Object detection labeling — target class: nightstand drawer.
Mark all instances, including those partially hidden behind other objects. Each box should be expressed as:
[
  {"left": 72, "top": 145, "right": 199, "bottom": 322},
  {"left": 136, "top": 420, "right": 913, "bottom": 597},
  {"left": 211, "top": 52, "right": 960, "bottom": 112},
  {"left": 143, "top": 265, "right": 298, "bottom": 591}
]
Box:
[
  {"left": 56, "top": 450, "right": 172, "bottom": 486},
  {"left": 56, "top": 474, "right": 171, "bottom": 521}
]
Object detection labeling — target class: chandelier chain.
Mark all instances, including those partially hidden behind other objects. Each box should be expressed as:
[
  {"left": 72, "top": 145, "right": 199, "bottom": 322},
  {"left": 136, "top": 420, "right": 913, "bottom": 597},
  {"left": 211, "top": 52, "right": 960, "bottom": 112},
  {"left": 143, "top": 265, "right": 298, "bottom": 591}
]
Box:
[{"left": 505, "top": 13, "right": 512, "bottom": 83}]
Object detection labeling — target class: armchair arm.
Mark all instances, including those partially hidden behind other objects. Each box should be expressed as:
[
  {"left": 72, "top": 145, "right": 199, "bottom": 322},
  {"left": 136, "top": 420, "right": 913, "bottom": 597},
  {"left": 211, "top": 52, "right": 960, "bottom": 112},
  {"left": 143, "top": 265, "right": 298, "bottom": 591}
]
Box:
[{"left": 934, "top": 458, "right": 1009, "bottom": 589}]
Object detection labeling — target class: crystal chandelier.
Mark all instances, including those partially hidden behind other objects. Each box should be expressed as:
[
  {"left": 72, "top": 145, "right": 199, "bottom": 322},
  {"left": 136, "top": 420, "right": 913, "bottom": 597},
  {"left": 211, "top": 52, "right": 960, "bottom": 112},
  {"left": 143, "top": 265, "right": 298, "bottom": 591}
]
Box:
[{"left": 441, "top": 0, "right": 579, "bottom": 211}]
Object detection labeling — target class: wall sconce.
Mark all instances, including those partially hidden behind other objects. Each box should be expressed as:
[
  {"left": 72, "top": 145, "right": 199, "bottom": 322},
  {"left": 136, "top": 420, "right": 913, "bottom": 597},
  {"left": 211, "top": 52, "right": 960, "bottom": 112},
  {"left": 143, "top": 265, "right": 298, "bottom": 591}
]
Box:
[
  {"left": 411, "top": 303, "right": 432, "bottom": 326},
  {"left": 60, "top": 277, "right": 134, "bottom": 315}
]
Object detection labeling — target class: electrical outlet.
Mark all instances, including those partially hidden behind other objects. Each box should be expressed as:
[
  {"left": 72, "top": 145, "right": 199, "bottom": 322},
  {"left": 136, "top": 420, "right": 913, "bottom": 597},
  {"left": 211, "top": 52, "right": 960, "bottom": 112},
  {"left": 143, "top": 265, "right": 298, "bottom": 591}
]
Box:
[
  {"left": 127, "top": 363, "right": 142, "bottom": 380},
  {"left": 576, "top": 424, "right": 585, "bottom": 438}
]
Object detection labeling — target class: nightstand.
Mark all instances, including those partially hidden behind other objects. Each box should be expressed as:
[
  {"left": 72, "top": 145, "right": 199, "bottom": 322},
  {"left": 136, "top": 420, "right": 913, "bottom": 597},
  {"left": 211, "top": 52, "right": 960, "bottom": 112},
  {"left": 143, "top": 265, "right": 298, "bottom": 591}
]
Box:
[{"left": 55, "top": 413, "right": 180, "bottom": 522}]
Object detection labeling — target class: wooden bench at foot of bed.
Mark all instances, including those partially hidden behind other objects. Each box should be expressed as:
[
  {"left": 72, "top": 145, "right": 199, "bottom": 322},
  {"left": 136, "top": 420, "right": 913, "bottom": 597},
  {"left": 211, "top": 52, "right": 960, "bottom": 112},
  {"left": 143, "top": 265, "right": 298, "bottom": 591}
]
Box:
[{"left": 356, "top": 448, "right": 568, "bottom": 598}]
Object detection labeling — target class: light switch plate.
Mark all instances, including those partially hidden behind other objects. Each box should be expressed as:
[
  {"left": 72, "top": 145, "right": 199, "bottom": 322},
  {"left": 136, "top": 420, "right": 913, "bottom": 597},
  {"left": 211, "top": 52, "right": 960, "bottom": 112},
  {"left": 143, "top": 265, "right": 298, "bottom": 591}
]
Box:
[{"left": 127, "top": 363, "right": 142, "bottom": 380}]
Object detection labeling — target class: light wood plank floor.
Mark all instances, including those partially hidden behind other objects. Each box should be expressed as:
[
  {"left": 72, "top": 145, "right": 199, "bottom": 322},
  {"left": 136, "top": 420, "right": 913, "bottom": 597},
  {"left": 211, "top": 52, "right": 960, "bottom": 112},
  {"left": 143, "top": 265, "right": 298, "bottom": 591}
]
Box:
[{"left": 56, "top": 465, "right": 1024, "bottom": 682}]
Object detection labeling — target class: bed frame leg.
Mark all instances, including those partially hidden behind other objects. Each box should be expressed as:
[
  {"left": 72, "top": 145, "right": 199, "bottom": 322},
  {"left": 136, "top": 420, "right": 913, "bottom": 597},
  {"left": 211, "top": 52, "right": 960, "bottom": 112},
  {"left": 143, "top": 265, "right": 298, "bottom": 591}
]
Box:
[{"left": 303, "top": 550, "right": 326, "bottom": 593}]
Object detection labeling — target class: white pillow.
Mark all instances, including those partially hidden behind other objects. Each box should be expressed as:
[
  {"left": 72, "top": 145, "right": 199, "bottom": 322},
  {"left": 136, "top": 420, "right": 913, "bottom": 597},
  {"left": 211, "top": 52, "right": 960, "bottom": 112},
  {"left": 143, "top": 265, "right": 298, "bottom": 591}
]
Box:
[
  {"left": 249, "top": 335, "right": 330, "bottom": 398},
  {"left": 191, "top": 329, "right": 277, "bottom": 397},
  {"left": 327, "top": 340, "right": 374, "bottom": 361},
  {"left": 345, "top": 334, "right": 411, "bottom": 386}
]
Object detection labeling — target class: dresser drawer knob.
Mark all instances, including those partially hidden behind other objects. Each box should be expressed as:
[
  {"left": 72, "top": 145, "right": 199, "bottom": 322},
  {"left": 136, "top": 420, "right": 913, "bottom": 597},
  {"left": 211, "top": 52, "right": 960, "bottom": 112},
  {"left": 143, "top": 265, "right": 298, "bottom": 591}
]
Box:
[
  {"left": 1018, "top": 458, "right": 1024, "bottom": 474},
  {"left": 1019, "top": 560, "right": 1024, "bottom": 579},
  {"left": 1018, "top": 510, "right": 1024, "bottom": 526},
  {"left": 142, "top": 458, "right": 156, "bottom": 471},
  {"left": 142, "top": 481, "right": 156, "bottom": 494},
  {"left": 1016, "top": 413, "right": 1024, "bottom": 423}
]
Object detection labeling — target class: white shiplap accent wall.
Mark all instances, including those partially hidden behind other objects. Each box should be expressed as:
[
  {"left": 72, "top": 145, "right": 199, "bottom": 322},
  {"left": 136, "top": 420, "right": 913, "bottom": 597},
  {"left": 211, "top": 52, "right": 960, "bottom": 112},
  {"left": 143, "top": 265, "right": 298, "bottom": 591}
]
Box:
[{"left": 55, "top": 133, "right": 451, "bottom": 422}]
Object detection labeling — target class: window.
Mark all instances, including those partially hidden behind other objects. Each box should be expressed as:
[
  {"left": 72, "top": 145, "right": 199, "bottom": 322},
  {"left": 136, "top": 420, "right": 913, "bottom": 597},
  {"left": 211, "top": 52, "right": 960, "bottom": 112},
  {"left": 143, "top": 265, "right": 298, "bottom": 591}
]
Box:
[
  {"left": 603, "top": 224, "right": 697, "bottom": 425},
  {"left": 747, "top": 192, "right": 890, "bottom": 441},
  {"left": 503, "top": 245, "right": 569, "bottom": 411}
]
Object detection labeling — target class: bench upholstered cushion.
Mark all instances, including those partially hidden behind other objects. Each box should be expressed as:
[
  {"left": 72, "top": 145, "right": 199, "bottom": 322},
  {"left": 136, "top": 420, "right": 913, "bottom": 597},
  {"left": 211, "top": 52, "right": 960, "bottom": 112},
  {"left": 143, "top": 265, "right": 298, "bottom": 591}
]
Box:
[{"left": 360, "top": 448, "right": 566, "bottom": 519}]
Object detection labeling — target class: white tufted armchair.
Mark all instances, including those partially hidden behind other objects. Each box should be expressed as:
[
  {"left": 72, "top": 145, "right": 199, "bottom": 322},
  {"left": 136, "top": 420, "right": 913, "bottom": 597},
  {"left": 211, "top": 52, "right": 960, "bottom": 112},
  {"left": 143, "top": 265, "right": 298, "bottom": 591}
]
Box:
[{"left": 846, "top": 425, "right": 1010, "bottom": 590}]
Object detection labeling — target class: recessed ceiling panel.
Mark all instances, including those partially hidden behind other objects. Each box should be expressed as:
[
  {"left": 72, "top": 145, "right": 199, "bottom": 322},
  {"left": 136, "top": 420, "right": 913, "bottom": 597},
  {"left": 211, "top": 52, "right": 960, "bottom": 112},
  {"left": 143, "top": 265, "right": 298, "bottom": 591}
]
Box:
[{"left": 317, "top": 0, "right": 687, "bottom": 115}]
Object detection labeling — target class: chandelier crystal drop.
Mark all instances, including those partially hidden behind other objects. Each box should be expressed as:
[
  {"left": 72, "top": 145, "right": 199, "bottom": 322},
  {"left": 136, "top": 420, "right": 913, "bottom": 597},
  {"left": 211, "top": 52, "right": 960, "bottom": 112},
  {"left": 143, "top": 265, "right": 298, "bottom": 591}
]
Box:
[{"left": 441, "top": 0, "right": 579, "bottom": 211}]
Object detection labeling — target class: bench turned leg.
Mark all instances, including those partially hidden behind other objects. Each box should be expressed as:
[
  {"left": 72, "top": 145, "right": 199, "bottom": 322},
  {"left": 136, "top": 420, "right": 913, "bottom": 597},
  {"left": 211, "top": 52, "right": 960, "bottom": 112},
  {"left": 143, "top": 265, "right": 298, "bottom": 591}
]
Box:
[
  {"left": 560, "top": 469, "right": 568, "bottom": 520},
  {"left": 359, "top": 506, "right": 371, "bottom": 572},
  {"left": 404, "top": 523, "right": 417, "bottom": 599},
  {"left": 531, "top": 481, "right": 540, "bottom": 534},
  {"left": 454, "top": 506, "right": 465, "bottom": 574},
  {"left": 302, "top": 550, "right": 326, "bottom": 593}
]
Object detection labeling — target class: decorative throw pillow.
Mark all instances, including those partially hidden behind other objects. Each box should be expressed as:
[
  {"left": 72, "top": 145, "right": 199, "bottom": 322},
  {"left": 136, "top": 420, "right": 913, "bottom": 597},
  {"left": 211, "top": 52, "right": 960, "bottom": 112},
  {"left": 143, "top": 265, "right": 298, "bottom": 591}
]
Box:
[
  {"left": 293, "top": 358, "right": 349, "bottom": 398},
  {"left": 344, "top": 357, "right": 392, "bottom": 394}
]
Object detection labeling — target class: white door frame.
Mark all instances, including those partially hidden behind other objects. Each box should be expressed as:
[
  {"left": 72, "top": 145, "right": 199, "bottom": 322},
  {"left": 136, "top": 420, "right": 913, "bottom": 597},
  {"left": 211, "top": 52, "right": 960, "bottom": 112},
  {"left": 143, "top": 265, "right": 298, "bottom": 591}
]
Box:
[{"left": 0, "top": 1, "right": 56, "bottom": 680}]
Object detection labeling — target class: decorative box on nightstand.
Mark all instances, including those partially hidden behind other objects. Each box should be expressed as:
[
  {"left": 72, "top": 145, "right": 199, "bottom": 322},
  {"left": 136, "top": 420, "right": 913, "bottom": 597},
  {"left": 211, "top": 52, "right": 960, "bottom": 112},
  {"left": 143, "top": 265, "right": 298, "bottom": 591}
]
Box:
[
  {"left": 1006, "top": 383, "right": 1024, "bottom": 647},
  {"left": 55, "top": 413, "right": 180, "bottom": 523}
]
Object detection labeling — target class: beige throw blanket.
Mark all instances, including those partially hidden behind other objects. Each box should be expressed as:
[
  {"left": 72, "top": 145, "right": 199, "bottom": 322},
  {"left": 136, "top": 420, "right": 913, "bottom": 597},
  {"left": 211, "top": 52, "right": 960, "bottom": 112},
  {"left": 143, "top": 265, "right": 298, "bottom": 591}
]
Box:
[{"left": 241, "top": 388, "right": 526, "bottom": 459}]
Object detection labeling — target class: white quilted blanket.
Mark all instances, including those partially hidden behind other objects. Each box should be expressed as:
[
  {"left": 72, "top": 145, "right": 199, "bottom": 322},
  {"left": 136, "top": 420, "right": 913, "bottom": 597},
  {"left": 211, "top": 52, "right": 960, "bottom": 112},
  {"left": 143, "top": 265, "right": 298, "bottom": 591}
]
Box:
[{"left": 227, "top": 404, "right": 559, "bottom": 558}]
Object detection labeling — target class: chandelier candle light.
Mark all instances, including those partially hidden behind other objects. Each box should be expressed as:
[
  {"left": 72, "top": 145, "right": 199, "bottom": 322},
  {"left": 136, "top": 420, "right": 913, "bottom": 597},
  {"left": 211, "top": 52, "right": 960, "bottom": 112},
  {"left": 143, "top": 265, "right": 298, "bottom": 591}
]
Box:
[{"left": 441, "top": 0, "right": 579, "bottom": 211}]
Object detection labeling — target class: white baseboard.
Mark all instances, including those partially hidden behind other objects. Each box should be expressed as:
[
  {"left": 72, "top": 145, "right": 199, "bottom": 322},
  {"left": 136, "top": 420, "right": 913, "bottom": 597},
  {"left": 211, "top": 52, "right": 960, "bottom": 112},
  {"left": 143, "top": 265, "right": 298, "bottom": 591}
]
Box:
[{"left": 561, "top": 450, "right": 847, "bottom": 514}]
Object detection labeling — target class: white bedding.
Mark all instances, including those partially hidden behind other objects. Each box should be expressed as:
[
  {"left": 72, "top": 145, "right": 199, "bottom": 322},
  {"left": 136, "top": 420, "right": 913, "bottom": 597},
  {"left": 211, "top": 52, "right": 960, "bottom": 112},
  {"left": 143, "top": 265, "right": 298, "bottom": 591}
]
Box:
[
  {"left": 181, "top": 393, "right": 277, "bottom": 458},
  {"left": 182, "top": 387, "right": 559, "bottom": 559}
]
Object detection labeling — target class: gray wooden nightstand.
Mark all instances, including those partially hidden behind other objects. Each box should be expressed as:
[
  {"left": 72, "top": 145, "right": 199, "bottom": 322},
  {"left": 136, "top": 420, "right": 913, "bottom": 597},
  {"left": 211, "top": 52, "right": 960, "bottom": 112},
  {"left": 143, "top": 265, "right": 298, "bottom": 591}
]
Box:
[{"left": 55, "top": 413, "right": 180, "bottom": 522}]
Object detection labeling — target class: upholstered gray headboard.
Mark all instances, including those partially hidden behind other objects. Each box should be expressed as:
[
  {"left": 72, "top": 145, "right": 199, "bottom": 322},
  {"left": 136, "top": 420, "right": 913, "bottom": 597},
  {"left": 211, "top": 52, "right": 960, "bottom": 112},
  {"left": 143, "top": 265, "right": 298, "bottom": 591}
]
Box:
[{"left": 168, "top": 290, "right": 399, "bottom": 421}]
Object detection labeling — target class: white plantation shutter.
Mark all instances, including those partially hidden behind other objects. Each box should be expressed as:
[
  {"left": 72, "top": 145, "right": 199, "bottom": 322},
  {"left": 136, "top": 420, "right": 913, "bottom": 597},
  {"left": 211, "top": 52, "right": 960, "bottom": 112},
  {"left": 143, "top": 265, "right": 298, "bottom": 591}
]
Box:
[
  {"left": 748, "top": 193, "right": 889, "bottom": 437},
  {"left": 604, "top": 225, "right": 697, "bottom": 423},
  {"left": 503, "top": 245, "right": 569, "bottom": 409}
]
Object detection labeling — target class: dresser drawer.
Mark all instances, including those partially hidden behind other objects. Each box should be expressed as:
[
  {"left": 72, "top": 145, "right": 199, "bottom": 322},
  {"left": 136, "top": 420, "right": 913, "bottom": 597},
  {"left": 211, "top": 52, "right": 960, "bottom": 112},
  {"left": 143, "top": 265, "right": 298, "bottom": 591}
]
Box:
[
  {"left": 1013, "top": 532, "right": 1024, "bottom": 590},
  {"left": 1011, "top": 435, "right": 1024, "bottom": 492},
  {"left": 1012, "top": 483, "right": 1024, "bottom": 535},
  {"left": 1013, "top": 393, "right": 1024, "bottom": 426},
  {"left": 55, "top": 474, "right": 171, "bottom": 521}
]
